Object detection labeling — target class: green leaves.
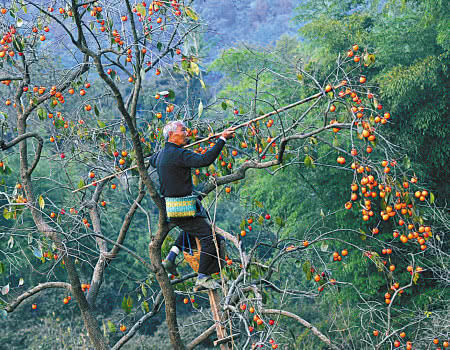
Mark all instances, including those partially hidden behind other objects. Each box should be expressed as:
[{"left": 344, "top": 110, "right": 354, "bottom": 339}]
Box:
[
  {"left": 302, "top": 261, "right": 312, "bottom": 280},
  {"left": 254, "top": 200, "right": 264, "bottom": 208},
  {"left": 0, "top": 164, "right": 11, "bottom": 175},
  {"left": 37, "top": 108, "right": 46, "bottom": 121},
  {"left": 167, "top": 89, "right": 175, "bottom": 99},
  {"left": 363, "top": 53, "right": 375, "bottom": 66},
  {"left": 141, "top": 284, "right": 147, "bottom": 297},
  {"left": 3, "top": 208, "right": 12, "bottom": 220},
  {"left": 121, "top": 295, "right": 133, "bottom": 314},
  {"left": 240, "top": 218, "right": 246, "bottom": 230},
  {"left": 403, "top": 155, "right": 411, "bottom": 169},
  {"left": 304, "top": 155, "right": 315, "bottom": 168},
  {"left": 136, "top": 3, "right": 146, "bottom": 17},
  {"left": 13, "top": 37, "right": 24, "bottom": 51},
  {"left": 107, "top": 320, "right": 116, "bottom": 332},
  {"left": 94, "top": 105, "right": 100, "bottom": 117},
  {"left": 257, "top": 215, "right": 264, "bottom": 225},
  {"left": 54, "top": 119, "right": 64, "bottom": 129},
  {"left": 275, "top": 217, "right": 284, "bottom": 227},
  {"left": 359, "top": 229, "right": 367, "bottom": 241},
  {"left": 429, "top": 192, "right": 435, "bottom": 204},
  {"left": 141, "top": 300, "right": 149, "bottom": 313},
  {"left": 184, "top": 7, "right": 199, "bottom": 21},
  {"left": 78, "top": 179, "right": 85, "bottom": 189}
]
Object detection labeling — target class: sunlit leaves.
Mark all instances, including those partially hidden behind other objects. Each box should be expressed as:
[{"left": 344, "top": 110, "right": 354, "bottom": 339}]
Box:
[
  {"left": 3, "top": 208, "right": 12, "bottom": 220},
  {"left": 304, "top": 155, "right": 315, "bottom": 168},
  {"left": 136, "top": 3, "right": 146, "bottom": 17},
  {"left": 184, "top": 7, "right": 199, "bottom": 21},
  {"left": 190, "top": 62, "right": 200, "bottom": 75},
  {"left": 141, "top": 301, "right": 149, "bottom": 313},
  {"left": 107, "top": 320, "right": 116, "bottom": 333}
]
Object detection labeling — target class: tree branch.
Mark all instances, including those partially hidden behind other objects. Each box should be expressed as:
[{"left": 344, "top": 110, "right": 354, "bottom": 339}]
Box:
[
  {"left": 261, "top": 309, "right": 342, "bottom": 350},
  {"left": 5, "top": 282, "right": 71, "bottom": 312},
  {"left": 186, "top": 325, "right": 216, "bottom": 350}
]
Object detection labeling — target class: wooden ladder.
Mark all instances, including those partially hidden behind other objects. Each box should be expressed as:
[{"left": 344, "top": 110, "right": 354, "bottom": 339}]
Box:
[
  {"left": 209, "top": 288, "right": 234, "bottom": 350},
  {"left": 185, "top": 237, "right": 238, "bottom": 349}
]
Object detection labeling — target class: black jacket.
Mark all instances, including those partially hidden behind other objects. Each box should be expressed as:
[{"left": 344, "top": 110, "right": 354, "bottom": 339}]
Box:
[{"left": 149, "top": 139, "right": 225, "bottom": 197}]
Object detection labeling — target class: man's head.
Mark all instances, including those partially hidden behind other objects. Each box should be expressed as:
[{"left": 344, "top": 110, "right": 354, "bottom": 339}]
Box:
[{"left": 163, "top": 120, "right": 187, "bottom": 146}]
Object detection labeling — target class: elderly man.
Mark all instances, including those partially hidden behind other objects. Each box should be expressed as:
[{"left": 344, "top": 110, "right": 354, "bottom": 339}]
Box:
[{"left": 149, "top": 120, "right": 234, "bottom": 290}]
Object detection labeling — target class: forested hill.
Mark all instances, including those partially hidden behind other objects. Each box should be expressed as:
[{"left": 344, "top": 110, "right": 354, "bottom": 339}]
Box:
[{"left": 194, "top": 0, "right": 297, "bottom": 58}]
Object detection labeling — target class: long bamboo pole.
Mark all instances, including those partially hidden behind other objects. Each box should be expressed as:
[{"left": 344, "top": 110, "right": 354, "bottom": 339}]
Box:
[{"left": 72, "top": 83, "right": 343, "bottom": 193}]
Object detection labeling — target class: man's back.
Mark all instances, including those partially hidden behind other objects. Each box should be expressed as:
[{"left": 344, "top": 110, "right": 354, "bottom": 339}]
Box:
[{"left": 150, "top": 139, "right": 225, "bottom": 197}]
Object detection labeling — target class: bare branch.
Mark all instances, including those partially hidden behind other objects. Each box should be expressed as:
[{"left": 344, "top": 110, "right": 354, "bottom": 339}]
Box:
[{"left": 6, "top": 282, "right": 71, "bottom": 312}]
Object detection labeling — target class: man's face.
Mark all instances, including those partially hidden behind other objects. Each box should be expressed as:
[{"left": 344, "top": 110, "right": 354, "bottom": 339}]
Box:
[{"left": 169, "top": 124, "right": 187, "bottom": 146}]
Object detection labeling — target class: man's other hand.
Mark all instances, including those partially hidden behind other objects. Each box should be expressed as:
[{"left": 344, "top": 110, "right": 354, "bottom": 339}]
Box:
[{"left": 221, "top": 127, "right": 235, "bottom": 140}]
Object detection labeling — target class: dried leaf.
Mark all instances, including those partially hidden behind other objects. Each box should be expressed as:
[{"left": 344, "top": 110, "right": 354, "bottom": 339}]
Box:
[
  {"left": 33, "top": 248, "right": 42, "bottom": 259},
  {"left": 198, "top": 100, "right": 203, "bottom": 117},
  {"left": 141, "top": 301, "right": 149, "bottom": 313},
  {"left": 1, "top": 284, "right": 9, "bottom": 295},
  {"left": 190, "top": 62, "right": 200, "bottom": 75}
]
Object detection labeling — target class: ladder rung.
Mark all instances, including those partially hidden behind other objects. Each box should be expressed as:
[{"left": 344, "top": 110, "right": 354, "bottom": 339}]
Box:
[{"left": 213, "top": 333, "right": 241, "bottom": 346}]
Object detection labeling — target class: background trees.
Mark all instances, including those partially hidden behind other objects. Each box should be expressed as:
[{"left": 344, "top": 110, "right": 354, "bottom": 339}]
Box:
[{"left": 0, "top": 1, "right": 448, "bottom": 349}]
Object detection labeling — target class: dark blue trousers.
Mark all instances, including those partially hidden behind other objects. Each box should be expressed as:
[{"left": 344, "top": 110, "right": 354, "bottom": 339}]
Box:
[{"left": 171, "top": 217, "right": 223, "bottom": 275}]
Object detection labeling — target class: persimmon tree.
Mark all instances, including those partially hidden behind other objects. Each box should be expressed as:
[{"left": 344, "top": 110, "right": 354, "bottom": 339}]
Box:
[{"left": 0, "top": 1, "right": 448, "bottom": 350}]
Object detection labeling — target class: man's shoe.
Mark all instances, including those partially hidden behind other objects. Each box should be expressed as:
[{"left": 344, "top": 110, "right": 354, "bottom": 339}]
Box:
[
  {"left": 193, "top": 276, "right": 220, "bottom": 292},
  {"left": 162, "top": 260, "right": 179, "bottom": 277}
]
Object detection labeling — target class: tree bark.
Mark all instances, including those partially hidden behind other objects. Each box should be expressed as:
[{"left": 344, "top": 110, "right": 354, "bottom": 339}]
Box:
[{"left": 149, "top": 220, "right": 186, "bottom": 350}]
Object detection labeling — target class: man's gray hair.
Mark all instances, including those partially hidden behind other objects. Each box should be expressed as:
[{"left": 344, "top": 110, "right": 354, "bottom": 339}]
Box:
[{"left": 163, "top": 120, "right": 185, "bottom": 141}]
